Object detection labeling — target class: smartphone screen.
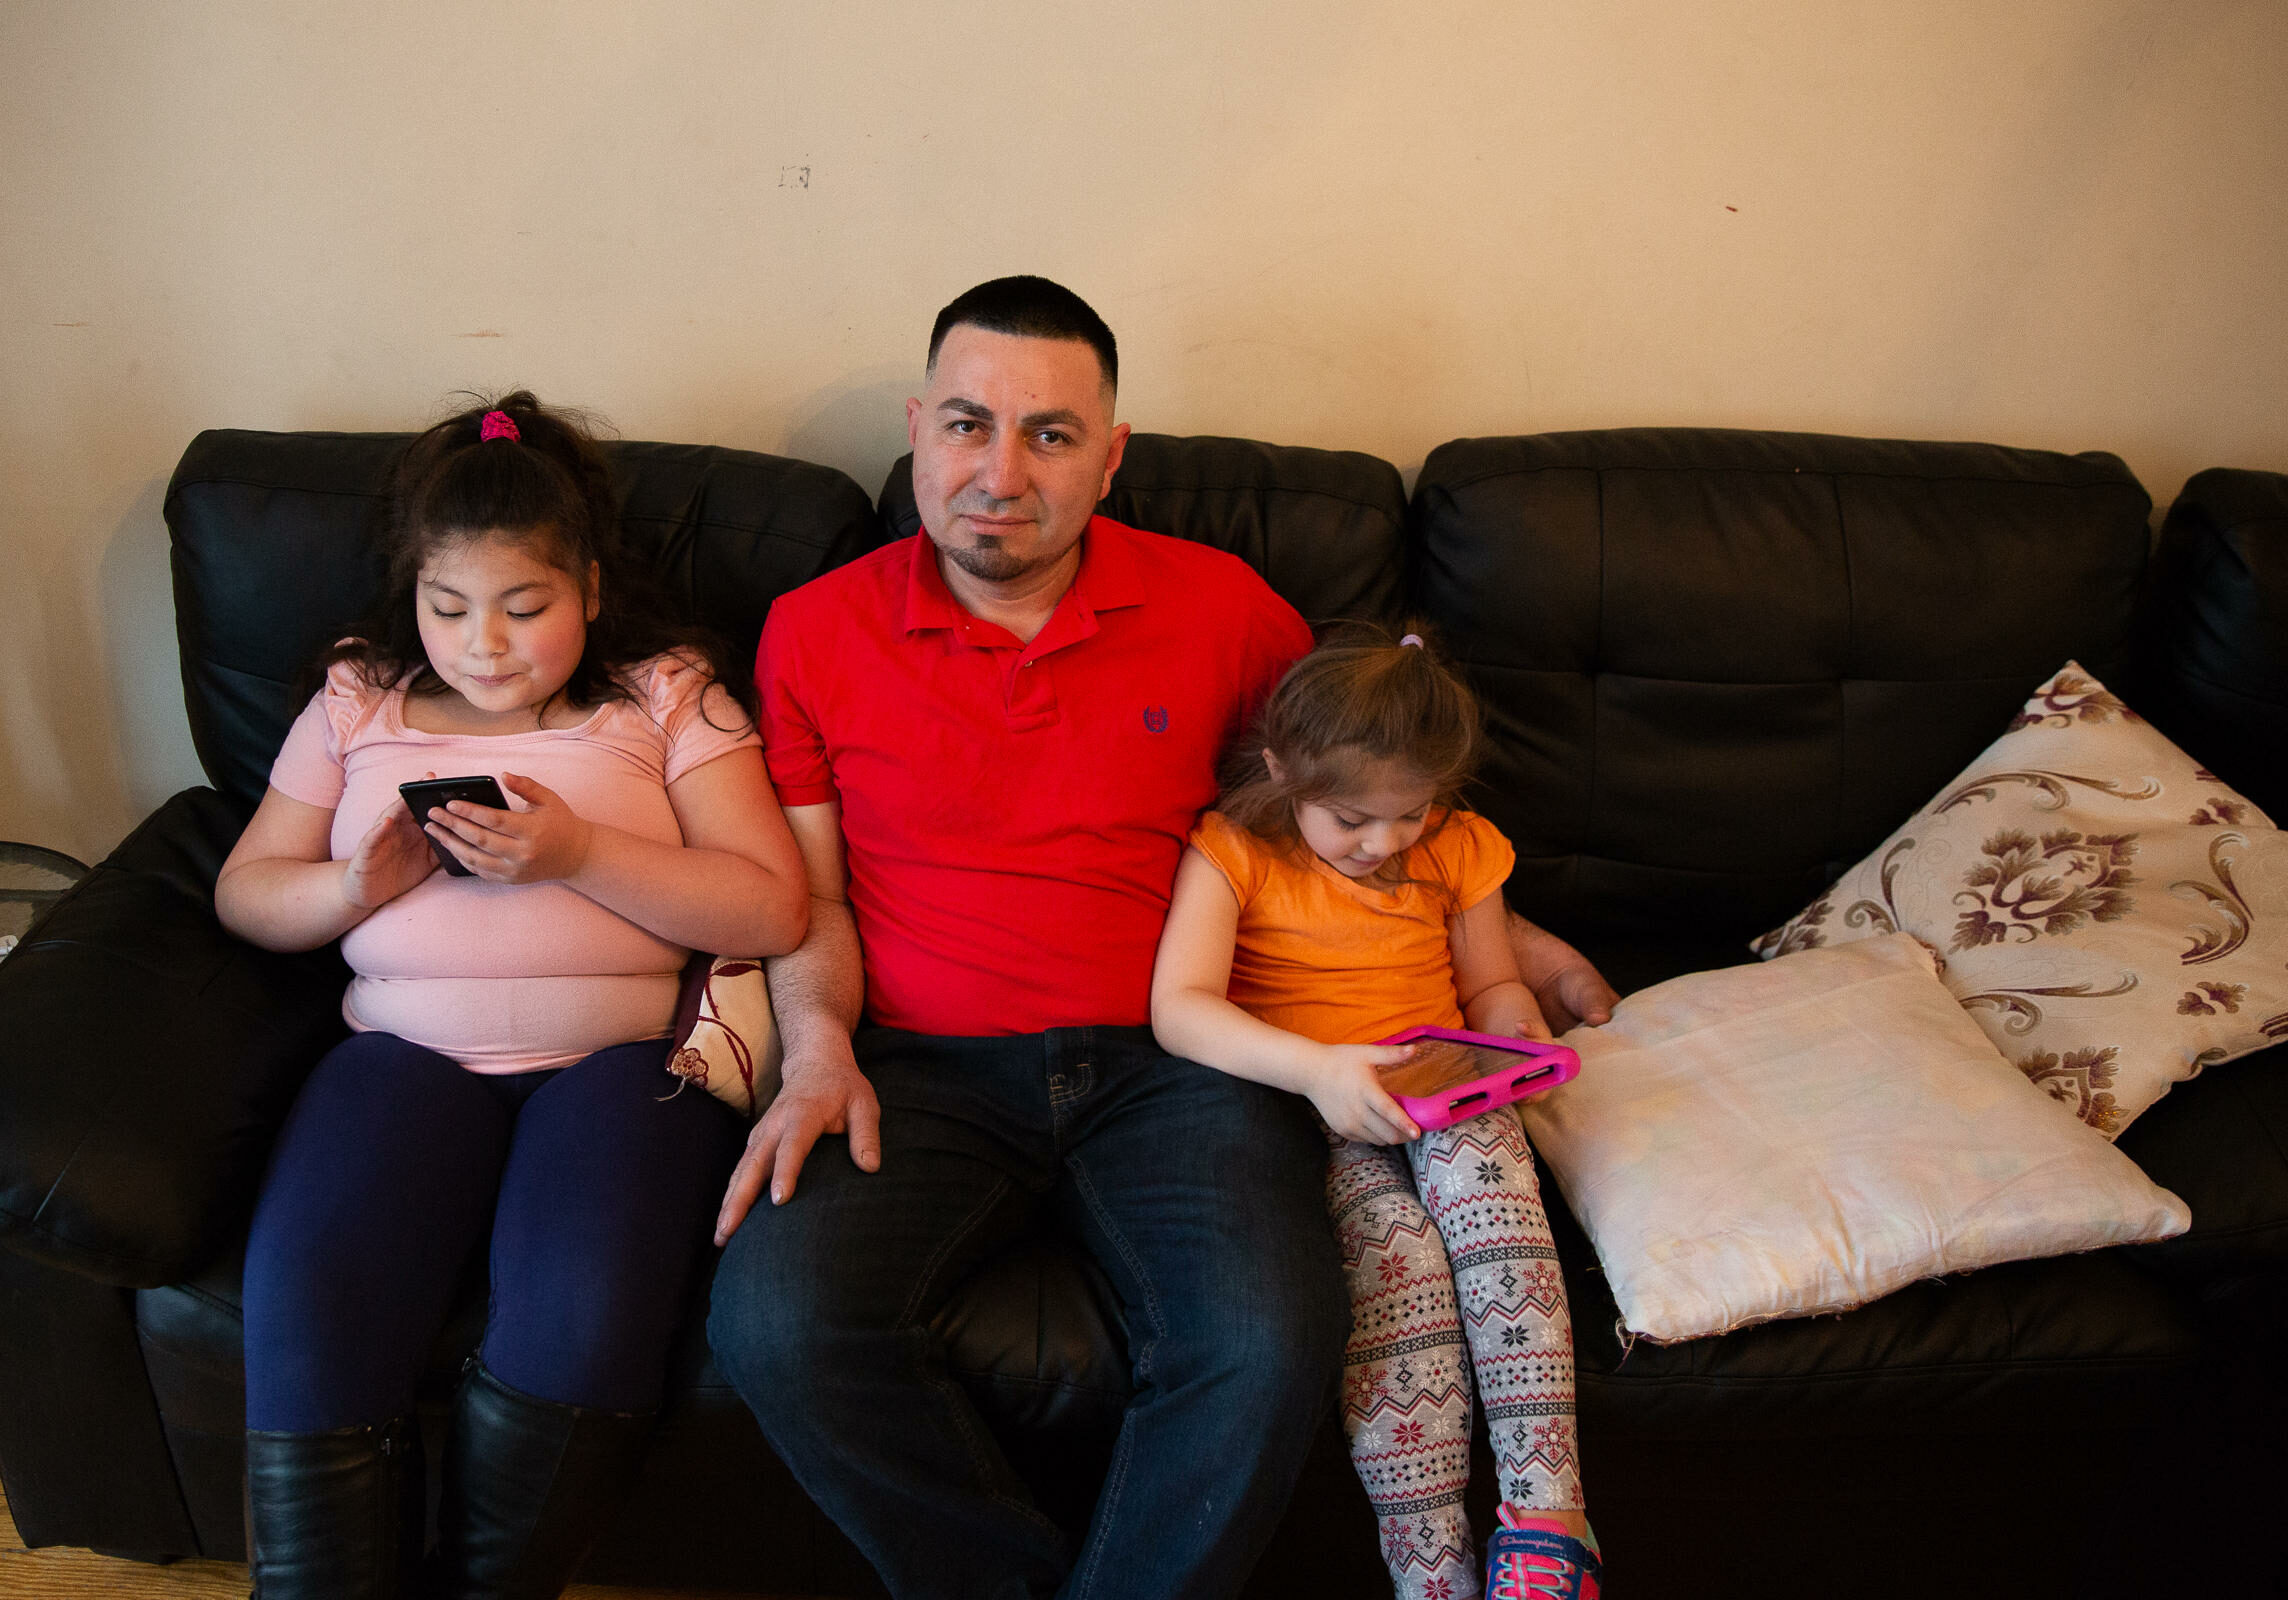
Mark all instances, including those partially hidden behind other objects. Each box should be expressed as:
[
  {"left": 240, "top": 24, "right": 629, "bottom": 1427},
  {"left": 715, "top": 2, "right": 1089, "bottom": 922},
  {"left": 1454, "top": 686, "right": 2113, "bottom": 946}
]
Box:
[
  {"left": 1379, "top": 1038, "right": 1556, "bottom": 1099},
  {"left": 397, "top": 776, "right": 508, "bottom": 878}
]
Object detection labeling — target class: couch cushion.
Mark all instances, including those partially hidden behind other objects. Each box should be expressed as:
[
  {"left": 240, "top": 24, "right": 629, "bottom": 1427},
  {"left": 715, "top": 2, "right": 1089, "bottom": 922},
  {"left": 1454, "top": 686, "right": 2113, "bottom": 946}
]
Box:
[
  {"left": 1573, "top": 1251, "right": 2206, "bottom": 1439},
  {"left": 134, "top": 1229, "right": 1140, "bottom": 1572},
  {"left": 2135, "top": 467, "right": 2288, "bottom": 821},
  {"left": 1410, "top": 428, "right": 2152, "bottom": 950},
  {"left": 2114, "top": 1040, "right": 2288, "bottom": 1291},
  {"left": 1540, "top": 1175, "right": 2205, "bottom": 1440},
  {"left": 135, "top": 1230, "right": 1133, "bottom": 1445},
  {"left": 165, "top": 431, "right": 877, "bottom": 809},
  {"left": 876, "top": 432, "right": 1405, "bottom": 627},
  {"left": 1565, "top": 939, "right": 1761, "bottom": 1004}
]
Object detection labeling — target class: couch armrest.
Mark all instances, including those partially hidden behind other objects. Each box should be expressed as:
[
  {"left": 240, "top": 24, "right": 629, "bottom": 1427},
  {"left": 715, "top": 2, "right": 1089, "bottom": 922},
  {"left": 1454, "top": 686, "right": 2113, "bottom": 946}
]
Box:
[
  {"left": 2137, "top": 467, "right": 2288, "bottom": 819},
  {"left": 0, "top": 1249, "right": 199, "bottom": 1557},
  {"left": 0, "top": 788, "right": 349, "bottom": 1287}
]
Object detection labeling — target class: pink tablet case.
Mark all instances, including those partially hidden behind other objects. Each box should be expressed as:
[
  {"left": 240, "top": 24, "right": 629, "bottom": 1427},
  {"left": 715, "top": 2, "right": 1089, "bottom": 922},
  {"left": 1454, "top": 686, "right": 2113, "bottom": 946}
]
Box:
[{"left": 1375, "top": 1025, "right": 1581, "bottom": 1132}]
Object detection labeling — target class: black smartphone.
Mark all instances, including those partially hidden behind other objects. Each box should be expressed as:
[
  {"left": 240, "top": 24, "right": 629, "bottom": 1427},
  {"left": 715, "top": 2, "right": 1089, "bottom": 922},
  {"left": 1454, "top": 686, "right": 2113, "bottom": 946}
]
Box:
[{"left": 396, "top": 776, "right": 508, "bottom": 877}]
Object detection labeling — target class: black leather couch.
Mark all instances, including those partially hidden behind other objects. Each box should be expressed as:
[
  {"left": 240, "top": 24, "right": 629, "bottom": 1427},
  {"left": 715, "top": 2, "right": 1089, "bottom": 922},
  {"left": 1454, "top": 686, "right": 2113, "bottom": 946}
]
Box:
[{"left": 2, "top": 426, "right": 2282, "bottom": 1599}]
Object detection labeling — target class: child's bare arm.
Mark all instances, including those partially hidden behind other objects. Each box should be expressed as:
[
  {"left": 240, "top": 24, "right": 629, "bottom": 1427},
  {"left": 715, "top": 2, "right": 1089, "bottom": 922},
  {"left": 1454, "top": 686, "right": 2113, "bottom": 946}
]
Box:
[
  {"left": 1151, "top": 847, "right": 1419, "bottom": 1144},
  {"left": 1449, "top": 891, "right": 1553, "bottom": 1041},
  {"left": 216, "top": 785, "right": 433, "bottom": 952}
]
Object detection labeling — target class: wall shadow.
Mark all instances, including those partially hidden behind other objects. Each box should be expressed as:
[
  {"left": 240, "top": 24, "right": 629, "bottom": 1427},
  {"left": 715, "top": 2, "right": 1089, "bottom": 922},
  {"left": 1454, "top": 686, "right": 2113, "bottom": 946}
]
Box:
[
  {"left": 99, "top": 474, "right": 206, "bottom": 822},
  {"left": 780, "top": 367, "right": 915, "bottom": 504}
]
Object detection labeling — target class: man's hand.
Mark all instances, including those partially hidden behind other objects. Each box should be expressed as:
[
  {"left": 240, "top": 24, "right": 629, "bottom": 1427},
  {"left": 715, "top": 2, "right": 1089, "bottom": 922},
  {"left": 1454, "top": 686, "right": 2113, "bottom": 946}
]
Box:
[
  {"left": 1504, "top": 910, "right": 1619, "bottom": 1034},
  {"left": 714, "top": 1043, "right": 881, "bottom": 1243},
  {"left": 714, "top": 800, "right": 871, "bottom": 1244}
]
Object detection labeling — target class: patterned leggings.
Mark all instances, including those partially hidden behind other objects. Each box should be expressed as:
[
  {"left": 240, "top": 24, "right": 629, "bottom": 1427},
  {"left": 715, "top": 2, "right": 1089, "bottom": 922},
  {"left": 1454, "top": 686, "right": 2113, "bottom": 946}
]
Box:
[{"left": 1327, "top": 1106, "right": 1584, "bottom": 1600}]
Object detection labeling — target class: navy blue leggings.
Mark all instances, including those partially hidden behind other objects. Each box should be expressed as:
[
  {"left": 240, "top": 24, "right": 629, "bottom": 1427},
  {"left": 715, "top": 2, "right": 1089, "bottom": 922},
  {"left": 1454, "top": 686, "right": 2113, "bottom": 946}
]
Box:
[{"left": 243, "top": 1031, "right": 741, "bottom": 1432}]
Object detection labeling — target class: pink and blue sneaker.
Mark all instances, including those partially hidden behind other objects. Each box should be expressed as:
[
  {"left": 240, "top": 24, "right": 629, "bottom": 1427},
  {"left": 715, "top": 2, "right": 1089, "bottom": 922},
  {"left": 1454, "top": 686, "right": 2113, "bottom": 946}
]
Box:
[{"left": 1485, "top": 1508, "right": 1602, "bottom": 1600}]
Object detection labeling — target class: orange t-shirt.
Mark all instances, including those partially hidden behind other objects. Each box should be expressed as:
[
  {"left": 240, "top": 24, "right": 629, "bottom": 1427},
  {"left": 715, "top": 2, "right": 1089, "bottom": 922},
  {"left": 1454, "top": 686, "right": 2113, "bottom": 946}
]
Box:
[{"left": 1188, "top": 808, "right": 1517, "bottom": 1046}]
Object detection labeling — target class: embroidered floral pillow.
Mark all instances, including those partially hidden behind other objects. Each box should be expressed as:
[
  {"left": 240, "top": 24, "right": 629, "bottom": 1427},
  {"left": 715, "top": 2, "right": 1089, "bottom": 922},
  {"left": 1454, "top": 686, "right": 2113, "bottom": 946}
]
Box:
[
  {"left": 666, "top": 954, "right": 783, "bottom": 1120},
  {"left": 1754, "top": 663, "right": 2288, "bottom": 1138}
]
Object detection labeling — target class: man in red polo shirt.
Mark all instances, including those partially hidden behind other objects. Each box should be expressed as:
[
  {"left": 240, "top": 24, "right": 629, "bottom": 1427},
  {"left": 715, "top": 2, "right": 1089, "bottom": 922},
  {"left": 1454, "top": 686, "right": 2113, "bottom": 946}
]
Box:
[{"left": 707, "top": 277, "right": 1614, "bottom": 1600}]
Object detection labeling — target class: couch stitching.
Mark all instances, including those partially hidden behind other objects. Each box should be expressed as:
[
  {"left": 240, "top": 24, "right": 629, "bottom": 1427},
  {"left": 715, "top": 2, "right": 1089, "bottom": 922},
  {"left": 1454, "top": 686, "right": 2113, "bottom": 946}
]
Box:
[{"left": 1430, "top": 459, "right": 2145, "bottom": 496}]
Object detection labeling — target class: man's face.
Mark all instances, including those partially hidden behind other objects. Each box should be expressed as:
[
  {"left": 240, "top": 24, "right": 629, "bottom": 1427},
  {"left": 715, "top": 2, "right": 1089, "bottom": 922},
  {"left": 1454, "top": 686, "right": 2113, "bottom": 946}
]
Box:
[{"left": 906, "top": 325, "right": 1129, "bottom": 587}]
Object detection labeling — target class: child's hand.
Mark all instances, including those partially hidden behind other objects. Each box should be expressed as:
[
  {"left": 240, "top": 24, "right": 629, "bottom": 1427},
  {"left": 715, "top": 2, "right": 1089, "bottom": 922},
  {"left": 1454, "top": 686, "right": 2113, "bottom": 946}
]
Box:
[
  {"left": 1308, "top": 1044, "right": 1424, "bottom": 1146},
  {"left": 343, "top": 789, "right": 439, "bottom": 909},
  {"left": 421, "top": 772, "right": 594, "bottom": 885}
]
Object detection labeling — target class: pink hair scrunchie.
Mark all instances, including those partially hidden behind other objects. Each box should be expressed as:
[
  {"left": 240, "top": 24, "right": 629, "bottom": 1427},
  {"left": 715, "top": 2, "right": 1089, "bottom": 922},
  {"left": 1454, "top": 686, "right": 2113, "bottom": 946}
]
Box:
[{"left": 479, "top": 410, "right": 521, "bottom": 443}]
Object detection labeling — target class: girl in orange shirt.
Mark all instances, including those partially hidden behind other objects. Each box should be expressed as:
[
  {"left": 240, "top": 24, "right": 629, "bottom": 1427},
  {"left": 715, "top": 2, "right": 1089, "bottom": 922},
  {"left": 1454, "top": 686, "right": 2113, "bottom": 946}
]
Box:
[{"left": 1152, "top": 625, "right": 1600, "bottom": 1600}]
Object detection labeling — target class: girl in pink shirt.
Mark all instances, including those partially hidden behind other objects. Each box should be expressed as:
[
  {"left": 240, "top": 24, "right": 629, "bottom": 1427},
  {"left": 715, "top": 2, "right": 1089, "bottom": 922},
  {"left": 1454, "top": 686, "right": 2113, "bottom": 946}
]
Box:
[{"left": 215, "top": 393, "right": 807, "bottom": 1599}]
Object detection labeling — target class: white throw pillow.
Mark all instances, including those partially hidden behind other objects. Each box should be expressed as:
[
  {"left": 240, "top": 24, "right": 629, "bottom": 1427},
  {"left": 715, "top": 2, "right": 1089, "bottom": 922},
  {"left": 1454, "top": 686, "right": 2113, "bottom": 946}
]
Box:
[
  {"left": 1521, "top": 934, "right": 2189, "bottom": 1344},
  {"left": 1754, "top": 663, "right": 2288, "bottom": 1137}
]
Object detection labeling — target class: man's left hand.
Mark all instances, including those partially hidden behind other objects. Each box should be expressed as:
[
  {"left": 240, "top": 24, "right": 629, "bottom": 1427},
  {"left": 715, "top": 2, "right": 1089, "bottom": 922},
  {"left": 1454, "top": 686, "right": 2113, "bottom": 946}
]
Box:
[{"left": 1504, "top": 910, "right": 1619, "bottom": 1034}]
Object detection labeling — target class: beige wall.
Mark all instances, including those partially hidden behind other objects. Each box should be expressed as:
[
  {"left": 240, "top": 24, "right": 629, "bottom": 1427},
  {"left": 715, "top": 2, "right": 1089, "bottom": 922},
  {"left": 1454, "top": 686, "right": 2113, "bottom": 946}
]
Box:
[{"left": 4, "top": 0, "right": 2283, "bottom": 864}]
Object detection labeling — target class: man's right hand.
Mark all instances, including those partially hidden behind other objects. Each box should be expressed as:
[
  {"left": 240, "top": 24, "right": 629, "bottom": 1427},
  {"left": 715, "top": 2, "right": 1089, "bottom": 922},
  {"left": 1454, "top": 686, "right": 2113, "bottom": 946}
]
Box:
[{"left": 715, "top": 1044, "right": 883, "bottom": 1243}]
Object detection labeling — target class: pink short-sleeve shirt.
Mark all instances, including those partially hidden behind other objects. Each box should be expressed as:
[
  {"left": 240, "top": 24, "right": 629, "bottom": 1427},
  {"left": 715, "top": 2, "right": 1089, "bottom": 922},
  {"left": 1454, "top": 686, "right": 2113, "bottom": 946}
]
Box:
[{"left": 269, "top": 651, "right": 759, "bottom": 1072}]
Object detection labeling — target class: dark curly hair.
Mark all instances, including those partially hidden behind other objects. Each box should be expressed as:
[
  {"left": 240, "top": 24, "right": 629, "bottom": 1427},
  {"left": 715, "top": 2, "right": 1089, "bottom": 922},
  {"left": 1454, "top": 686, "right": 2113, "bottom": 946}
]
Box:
[
  {"left": 1214, "top": 620, "right": 1483, "bottom": 892},
  {"left": 306, "top": 390, "right": 756, "bottom": 723}
]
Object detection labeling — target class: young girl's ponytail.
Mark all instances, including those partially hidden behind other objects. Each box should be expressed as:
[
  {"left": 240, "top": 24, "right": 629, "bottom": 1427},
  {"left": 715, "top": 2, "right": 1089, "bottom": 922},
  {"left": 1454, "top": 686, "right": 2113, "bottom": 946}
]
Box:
[
  {"left": 1217, "top": 620, "right": 1483, "bottom": 853},
  {"left": 304, "top": 391, "right": 756, "bottom": 722}
]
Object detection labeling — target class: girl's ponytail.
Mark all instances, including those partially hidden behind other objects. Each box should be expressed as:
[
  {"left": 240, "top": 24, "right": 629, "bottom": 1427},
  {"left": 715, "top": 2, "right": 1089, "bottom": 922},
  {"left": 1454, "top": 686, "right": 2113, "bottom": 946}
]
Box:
[
  {"left": 1216, "top": 619, "right": 1482, "bottom": 851},
  {"left": 303, "top": 391, "right": 756, "bottom": 724}
]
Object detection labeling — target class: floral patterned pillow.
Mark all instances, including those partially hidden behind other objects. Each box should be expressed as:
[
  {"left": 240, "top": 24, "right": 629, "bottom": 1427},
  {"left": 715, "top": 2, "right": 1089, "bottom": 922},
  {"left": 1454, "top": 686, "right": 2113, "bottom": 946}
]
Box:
[
  {"left": 1754, "top": 663, "right": 2288, "bottom": 1137},
  {"left": 666, "top": 954, "right": 783, "bottom": 1120}
]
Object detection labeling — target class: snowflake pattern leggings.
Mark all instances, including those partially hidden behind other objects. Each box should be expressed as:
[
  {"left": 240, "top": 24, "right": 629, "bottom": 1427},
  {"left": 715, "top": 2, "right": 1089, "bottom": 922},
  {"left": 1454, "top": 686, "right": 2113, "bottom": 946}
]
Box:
[{"left": 1327, "top": 1106, "right": 1584, "bottom": 1600}]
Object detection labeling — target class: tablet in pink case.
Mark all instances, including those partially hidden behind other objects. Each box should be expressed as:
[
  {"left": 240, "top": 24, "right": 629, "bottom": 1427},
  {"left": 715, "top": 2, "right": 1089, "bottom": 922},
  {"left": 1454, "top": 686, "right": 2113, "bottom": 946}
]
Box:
[{"left": 1374, "top": 1025, "right": 1580, "bottom": 1133}]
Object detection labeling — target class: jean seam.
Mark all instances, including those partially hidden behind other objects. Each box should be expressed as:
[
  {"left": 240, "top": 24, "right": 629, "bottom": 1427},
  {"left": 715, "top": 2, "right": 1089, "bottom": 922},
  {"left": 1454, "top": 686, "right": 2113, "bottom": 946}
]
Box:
[
  {"left": 1058, "top": 1147, "right": 1165, "bottom": 1600},
  {"left": 1061, "top": 1153, "right": 1166, "bottom": 1359},
  {"left": 1065, "top": 1395, "right": 1137, "bottom": 1600},
  {"left": 895, "top": 1172, "right": 1018, "bottom": 1330},
  {"left": 908, "top": 1324, "right": 1062, "bottom": 1536},
  {"left": 892, "top": 1171, "right": 1063, "bottom": 1540},
  {"left": 1047, "top": 1058, "right": 1095, "bottom": 1123}
]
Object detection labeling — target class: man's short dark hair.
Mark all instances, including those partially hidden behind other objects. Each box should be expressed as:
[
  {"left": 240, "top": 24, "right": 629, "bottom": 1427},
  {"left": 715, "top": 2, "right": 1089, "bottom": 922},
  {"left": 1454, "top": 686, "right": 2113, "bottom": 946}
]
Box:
[{"left": 927, "top": 275, "right": 1118, "bottom": 392}]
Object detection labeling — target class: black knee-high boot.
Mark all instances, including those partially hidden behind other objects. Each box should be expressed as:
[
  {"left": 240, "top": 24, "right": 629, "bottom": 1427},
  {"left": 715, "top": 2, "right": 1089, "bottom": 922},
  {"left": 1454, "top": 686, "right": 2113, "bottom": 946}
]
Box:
[
  {"left": 245, "top": 1417, "right": 422, "bottom": 1598},
  {"left": 426, "top": 1361, "right": 652, "bottom": 1600}
]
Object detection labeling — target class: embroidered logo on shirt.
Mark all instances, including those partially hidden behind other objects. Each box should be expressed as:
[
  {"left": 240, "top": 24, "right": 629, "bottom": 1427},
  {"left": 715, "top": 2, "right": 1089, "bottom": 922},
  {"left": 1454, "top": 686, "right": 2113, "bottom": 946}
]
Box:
[{"left": 1142, "top": 705, "right": 1170, "bottom": 734}]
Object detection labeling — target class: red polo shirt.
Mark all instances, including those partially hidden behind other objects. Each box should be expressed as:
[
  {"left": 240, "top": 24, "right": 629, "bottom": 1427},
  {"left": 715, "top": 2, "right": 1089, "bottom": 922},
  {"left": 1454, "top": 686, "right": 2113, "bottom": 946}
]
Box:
[{"left": 757, "top": 516, "right": 1312, "bottom": 1036}]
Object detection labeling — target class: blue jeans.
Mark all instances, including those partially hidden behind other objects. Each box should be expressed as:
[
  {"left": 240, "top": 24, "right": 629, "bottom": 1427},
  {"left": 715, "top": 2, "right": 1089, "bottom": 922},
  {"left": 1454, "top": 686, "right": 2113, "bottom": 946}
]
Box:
[
  {"left": 706, "top": 1024, "right": 1348, "bottom": 1600},
  {"left": 243, "top": 1032, "right": 742, "bottom": 1431}
]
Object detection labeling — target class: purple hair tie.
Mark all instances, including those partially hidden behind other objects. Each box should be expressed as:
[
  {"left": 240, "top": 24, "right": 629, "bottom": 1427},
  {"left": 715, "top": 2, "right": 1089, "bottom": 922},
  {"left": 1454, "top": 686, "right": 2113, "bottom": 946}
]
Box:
[
  {"left": 479, "top": 410, "right": 521, "bottom": 443},
  {"left": 1400, "top": 633, "right": 1425, "bottom": 648}
]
